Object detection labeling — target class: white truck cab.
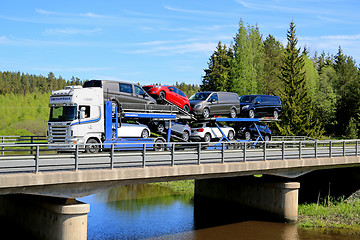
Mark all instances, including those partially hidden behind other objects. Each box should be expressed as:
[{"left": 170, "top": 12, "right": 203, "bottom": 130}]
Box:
[{"left": 48, "top": 86, "right": 104, "bottom": 151}]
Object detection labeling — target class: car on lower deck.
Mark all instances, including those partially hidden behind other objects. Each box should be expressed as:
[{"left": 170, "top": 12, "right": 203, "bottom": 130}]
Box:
[
  {"left": 235, "top": 123, "right": 271, "bottom": 141},
  {"left": 117, "top": 121, "right": 151, "bottom": 138},
  {"left": 190, "top": 122, "right": 235, "bottom": 142},
  {"left": 149, "top": 120, "right": 191, "bottom": 141}
]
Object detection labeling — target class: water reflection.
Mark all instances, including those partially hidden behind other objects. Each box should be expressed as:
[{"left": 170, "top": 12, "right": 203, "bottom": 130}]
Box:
[{"left": 80, "top": 184, "right": 359, "bottom": 240}]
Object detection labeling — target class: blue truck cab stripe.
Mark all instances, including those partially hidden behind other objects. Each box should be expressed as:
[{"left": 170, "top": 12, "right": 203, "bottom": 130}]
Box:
[{"left": 70, "top": 106, "right": 102, "bottom": 126}]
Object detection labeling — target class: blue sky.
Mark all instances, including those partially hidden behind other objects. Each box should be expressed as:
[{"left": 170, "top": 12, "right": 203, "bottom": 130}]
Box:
[{"left": 0, "top": 0, "right": 359, "bottom": 86}]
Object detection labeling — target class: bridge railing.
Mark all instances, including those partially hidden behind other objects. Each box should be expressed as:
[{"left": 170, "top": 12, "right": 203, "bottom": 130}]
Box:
[{"left": 0, "top": 139, "right": 358, "bottom": 174}]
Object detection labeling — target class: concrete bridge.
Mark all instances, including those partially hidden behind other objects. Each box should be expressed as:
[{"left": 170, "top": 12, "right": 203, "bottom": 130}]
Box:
[{"left": 0, "top": 139, "right": 360, "bottom": 239}]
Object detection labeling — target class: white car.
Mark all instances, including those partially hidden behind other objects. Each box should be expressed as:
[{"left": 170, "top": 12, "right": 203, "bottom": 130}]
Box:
[
  {"left": 117, "top": 122, "right": 150, "bottom": 138},
  {"left": 190, "top": 122, "right": 235, "bottom": 142}
]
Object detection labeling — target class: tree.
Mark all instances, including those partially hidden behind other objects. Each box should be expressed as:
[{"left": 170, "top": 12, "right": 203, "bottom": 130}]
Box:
[
  {"left": 201, "top": 41, "right": 233, "bottom": 91},
  {"left": 262, "top": 34, "right": 284, "bottom": 95},
  {"left": 276, "top": 22, "right": 323, "bottom": 138},
  {"left": 230, "top": 20, "right": 264, "bottom": 95}
]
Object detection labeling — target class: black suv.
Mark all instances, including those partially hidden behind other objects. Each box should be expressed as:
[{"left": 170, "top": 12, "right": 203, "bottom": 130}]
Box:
[
  {"left": 235, "top": 123, "right": 272, "bottom": 141},
  {"left": 239, "top": 95, "right": 281, "bottom": 119}
]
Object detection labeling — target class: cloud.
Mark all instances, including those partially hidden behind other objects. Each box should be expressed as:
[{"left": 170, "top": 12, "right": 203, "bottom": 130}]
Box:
[
  {"left": 44, "top": 27, "right": 102, "bottom": 35},
  {"left": 35, "top": 8, "right": 107, "bottom": 19},
  {"left": 131, "top": 42, "right": 217, "bottom": 55}
]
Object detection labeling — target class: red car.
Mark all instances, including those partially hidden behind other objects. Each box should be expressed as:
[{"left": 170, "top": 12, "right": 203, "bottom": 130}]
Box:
[{"left": 142, "top": 85, "right": 191, "bottom": 112}]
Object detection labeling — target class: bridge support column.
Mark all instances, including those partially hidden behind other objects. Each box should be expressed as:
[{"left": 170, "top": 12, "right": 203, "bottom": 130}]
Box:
[
  {"left": 195, "top": 177, "right": 300, "bottom": 223},
  {"left": 0, "top": 194, "right": 89, "bottom": 240}
]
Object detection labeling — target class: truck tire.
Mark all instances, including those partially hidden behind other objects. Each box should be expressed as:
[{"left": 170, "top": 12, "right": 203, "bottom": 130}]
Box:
[
  {"left": 85, "top": 138, "right": 100, "bottom": 153},
  {"left": 154, "top": 138, "right": 165, "bottom": 151}
]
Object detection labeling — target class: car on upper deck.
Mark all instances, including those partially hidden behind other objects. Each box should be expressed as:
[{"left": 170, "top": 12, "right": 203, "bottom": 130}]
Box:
[
  {"left": 239, "top": 95, "right": 281, "bottom": 119},
  {"left": 142, "top": 85, "right": 191, "bottom": 112}
]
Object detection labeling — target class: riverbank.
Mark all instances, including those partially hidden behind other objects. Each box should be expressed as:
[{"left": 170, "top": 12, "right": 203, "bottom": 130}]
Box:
[{"left": 151, "top": 180, "right": 360, "bottom": 231}]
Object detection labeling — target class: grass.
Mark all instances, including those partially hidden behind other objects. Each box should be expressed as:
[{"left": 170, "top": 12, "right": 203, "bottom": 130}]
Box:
[
  {"left": 298, "top": 197, "right": 360, "bottom": 230},
  {"left": 150, "top": 180, "right": 195, "bottom": 194}
]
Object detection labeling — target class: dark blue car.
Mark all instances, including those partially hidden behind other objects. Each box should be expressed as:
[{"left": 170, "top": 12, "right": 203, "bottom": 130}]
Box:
[
  {"left": 236, "top": 123, "right": 271, "bottom": 141},
  {"left": 239, "top": 95, "right": 282, "bottom": 119}
]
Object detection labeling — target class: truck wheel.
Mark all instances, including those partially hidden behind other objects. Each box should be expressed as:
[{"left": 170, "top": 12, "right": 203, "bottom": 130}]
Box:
[
  {"left": 230, "top": 108, "right": 237, "bottom": 118},
  {"left": 85, "top": 139, "right": 100, "bottom": 153},
  {"left": 154, "top": 138, "right": 165, "bottom": 151}
]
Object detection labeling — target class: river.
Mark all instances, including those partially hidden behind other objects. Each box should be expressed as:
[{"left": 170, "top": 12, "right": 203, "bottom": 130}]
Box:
[{"left": 79, "top": 184, "right": 358, "bottom": 240}]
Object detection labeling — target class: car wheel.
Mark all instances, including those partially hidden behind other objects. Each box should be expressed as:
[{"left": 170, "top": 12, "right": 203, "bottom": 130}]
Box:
[
  {"left": 157, "top": 122, "right": 165, "bottom": 133},
  {"left": 264, "top": 135, "right": 271, "bottom": 141},
  {"left": 228, "top": 130, "right": 235, "bottom": 140},
  {"left": 230, "top": 108, "right": 237, "bottom": 118},
  {"left": 158, "top": 91, "right": 166, "bottom": 100},
  {"left": 183, "top": 104, "right": 190, "bottom": 112},
  {"left": 154, "top": 138, "right": 165, "bottom": 151},
  {"left": 141, "top": 129, "right": 149, "bottom": 138},
  {"left": 248, "top": 109, "right": 255, "bottom": 118},
  {"left": 273, "top": 110, "right": 279, "bottom": 120},
  {"left": 204, "top": 133, "right": 211, "bottom": 142},
  {"left": 181, "top": 131, "right": 190, "bottom": 142},
  {"left": 244, "top": 131, "right": 251, "bottom": 140},
  {"left": 202, "top": 108, "right": 210, "bottom": 118},
  {"left": 85, "top": 138, "right": 100, "bottom": 153}
]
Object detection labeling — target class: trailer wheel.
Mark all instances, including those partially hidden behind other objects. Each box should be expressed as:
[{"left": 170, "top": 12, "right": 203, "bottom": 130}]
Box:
[
  {"left": 264, "top": 135, "right": 271, "bottom": 141},
  {"left": 154, "top": 138, "right": 165, "bottom": 151},
  {"left": 85, "top": 138, "right": 100, "bottom": 153}
]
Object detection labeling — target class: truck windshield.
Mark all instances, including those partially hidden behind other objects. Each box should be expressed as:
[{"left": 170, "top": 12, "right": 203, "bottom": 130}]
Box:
[
  {"left": 49, "top": 106, "right": 77, "bottom": 122},
  {"left": 189, "top": 92, "right": 211, "bottom": 100}
]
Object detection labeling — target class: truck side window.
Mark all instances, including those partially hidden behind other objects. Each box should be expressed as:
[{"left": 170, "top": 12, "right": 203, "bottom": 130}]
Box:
[
  {"left": 79, "top": 105, "right": 90, "bottom": 118},
  {"left": 119, "top": 83, "right": 133, "bottom": 94}
]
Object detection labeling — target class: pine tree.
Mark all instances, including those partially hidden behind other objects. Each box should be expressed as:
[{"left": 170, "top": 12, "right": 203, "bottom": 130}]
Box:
[
  {"left": 201, "top": 41, "right": 233, "bottom": 91},
  {"left": 276, "top": 22, "right": 323, "bottom": 138}
]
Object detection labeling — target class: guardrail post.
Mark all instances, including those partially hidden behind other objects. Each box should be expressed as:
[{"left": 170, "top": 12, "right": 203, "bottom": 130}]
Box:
[
  {"left": 329, "top": 141, "right": 332, "bottom": 157},
  {"left": 314, "top": 141, "right": 318, "bottom": 158},
  {"left": 171, "top": 143, "right": 175, "bottom": 166},
  {"left": 75, "top": 144, "right": 79, "bottom": 171},
  {"left": 197, "top": 143, "right": 201, "bottom": 165},
  {"left": 2, "top": 136, "right": 4, "bottom": 155},
  {"left": 110, "top": 144, "right": 114, "bottom": 169},
  {"left": 343, "top": 141, "right": 346, "bottom": 156},
  {"left": 263, "top": 141, "right": 267, "bottom": 161},
  {"left": 282, "top": 141, "right": 285, "bottom": 160},
  {"left": 243, "top": 142, "right": 247, "bottom": 162},
  {"left": 221, "top": 142, "right": 225, "bottom": 163},
  {"left": 35, "top": 145, "right": 39, "bottom": 173},
  {"left": 299, "top": 141, "right": 302, "bottom": 159},
  {"left": 142, "top": 144, "right": 146, "bottom": 167},
  {"left": 356, "top": 140, "right": 359, "bottom": 156}
]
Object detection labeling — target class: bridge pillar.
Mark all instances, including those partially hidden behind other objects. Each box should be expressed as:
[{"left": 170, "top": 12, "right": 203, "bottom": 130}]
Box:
[
  {"left": 0, "top": 194, "right": 89, "bottom": 240},
  {"left": 194, "top": 177, "right": 300, "bottom": 223}
]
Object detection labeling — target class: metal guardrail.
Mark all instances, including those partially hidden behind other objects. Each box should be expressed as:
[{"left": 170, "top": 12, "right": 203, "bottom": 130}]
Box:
[
  {"left": 271, "top": 136, "right": 316, "bottom": 141},
  {"left": 0, "top": 139, "right": 359, "bottom": 174}
]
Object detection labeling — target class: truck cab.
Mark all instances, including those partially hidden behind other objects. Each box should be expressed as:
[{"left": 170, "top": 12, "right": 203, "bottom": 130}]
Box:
[{"left": 48, "top": 86, "right": 104, "bottom": 151}]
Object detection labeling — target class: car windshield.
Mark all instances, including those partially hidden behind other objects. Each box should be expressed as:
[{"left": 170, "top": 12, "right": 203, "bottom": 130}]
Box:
[
  {"left": 189, "top": 92, "right": 211, "bottom": 100},
  {"left": 240, "top": 95, "right": 256, "bottom": 103},
  {"left": 49, "top": 106, "right": 77, "bottom": 122}
]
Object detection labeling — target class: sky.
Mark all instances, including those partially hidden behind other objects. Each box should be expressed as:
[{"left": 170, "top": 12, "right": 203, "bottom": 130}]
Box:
[{"left": 0, "top": 0, "right": 359, "bottom": 86}]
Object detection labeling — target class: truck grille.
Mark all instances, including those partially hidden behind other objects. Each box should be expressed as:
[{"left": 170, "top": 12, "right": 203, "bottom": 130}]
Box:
[{"left": 49, "top": 125, "right": 69, "bottom": 143}]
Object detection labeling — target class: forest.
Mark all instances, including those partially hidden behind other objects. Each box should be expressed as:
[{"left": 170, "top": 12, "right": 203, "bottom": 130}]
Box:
[{"left": 0, "top": 20, "right": 359, "bottom": 139}]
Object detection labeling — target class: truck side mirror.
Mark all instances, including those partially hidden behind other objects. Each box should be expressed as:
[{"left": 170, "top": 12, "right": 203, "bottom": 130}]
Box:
[{"left": 80, "top": 107, "right": 86, "bottom": 119}]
